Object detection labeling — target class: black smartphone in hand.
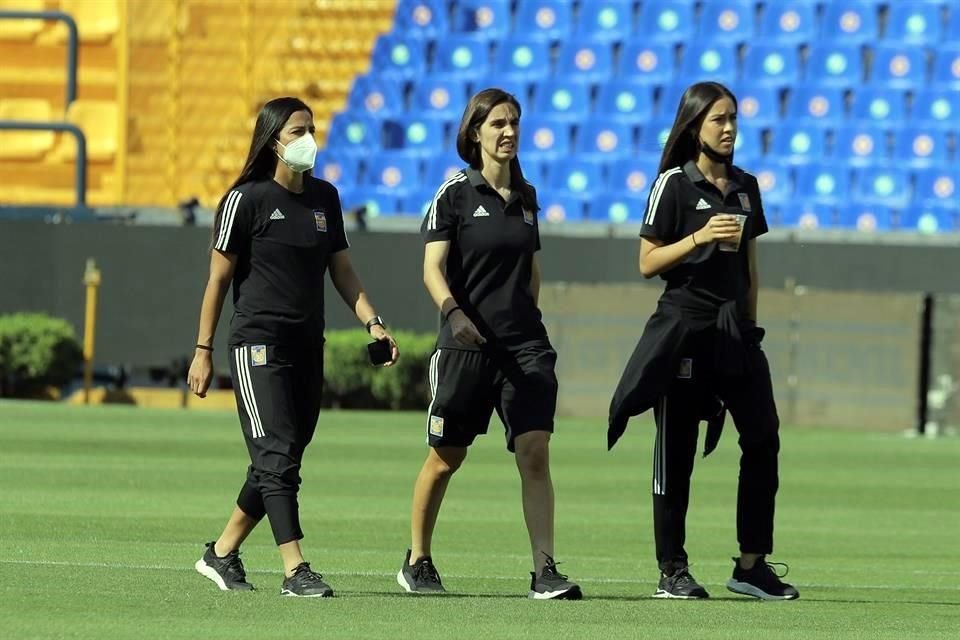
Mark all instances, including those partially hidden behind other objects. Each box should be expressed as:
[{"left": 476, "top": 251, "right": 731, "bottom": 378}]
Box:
[{"left": 367, "top": 339, "right": 392, "bottom": 366}]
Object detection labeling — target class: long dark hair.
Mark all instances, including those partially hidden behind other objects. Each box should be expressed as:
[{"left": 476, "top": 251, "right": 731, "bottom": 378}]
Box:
[
  {"left": 214, "top": 97, "right": 313, "bottom": 219},
  {"left": 456, "top": 88, "right": 538, "bottom": 212},
  {"left": 658, "top": 82, "right": 737, "bottom": 175}
]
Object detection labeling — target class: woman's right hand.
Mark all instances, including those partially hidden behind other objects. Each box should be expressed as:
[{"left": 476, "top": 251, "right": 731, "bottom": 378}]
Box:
[
  {"left": 448, "top": 309, "right": 487, "bottom": 346},
  {"left": 696, "top": 214, "right": 742, "bottom": 244},
  {"left": 187, "top": 350, "right": 214, "bottom": 398}
]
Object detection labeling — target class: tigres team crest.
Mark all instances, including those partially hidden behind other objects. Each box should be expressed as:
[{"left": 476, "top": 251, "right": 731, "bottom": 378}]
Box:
[
  {"left": 313, "top": 209, "right": 327, "bottom": 232},
  {"left": 250, "top": 345, "right": 267, "bottom": 367},
  {"left": 522, "top": 208, "right": 535, "bottom": 225},
  {"left": 429, "top": 415, "right": 444, "bottom": 437}
]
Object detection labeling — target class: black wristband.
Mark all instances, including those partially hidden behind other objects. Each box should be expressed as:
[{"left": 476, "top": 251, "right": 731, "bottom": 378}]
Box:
[
  {"left": 195, "top": 344, "right": 213, "bottom": 352},
  {"left": 444, "top": 305, "right": 461, "bottom": 320},
  {"left": 691, "top": 232, "right": 699, "bottom": 247}
]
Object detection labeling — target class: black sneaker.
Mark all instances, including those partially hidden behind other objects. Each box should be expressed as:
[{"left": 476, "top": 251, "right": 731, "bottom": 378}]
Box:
[
  {"left": 652, "top": 567, "right": 709, "bottom": 599},
  {"left": 397, "top": 549, "right": 445, "bottom": 594},
  {"left": 194, "top": 541, "right": 254, "bottom": 591},
  {"left": 528, "top": 555, "right": 583, "bottom": 600},
  {"left": 280, "top": 562, "right": 334, "bottom": 598},
  {"left": 726, "top": 557, "right": 799, "bottom": 600}
]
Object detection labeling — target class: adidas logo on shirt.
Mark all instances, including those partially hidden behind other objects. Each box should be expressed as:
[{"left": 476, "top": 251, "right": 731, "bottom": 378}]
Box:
[
  {"left": 473, "top": 205, "right": 490, "bottom": 217},
  {"left": 695, "top": 198, "right": 711, "bottom": 211},
  {"left": 270, "top": 209, "right": 286, "bottom": 220}
]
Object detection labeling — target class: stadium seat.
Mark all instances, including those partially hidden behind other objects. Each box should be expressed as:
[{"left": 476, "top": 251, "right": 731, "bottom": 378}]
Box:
[
  {"left": 371, "top": 35, "right": 427, "bottom": 79},
  {"left": 913, "top": 168, "right": 960, "bottom": 209},
  {"left": 60, "top": 0, "right": 119, "bottom": 42},
  {"left": 805, "top": 45, "right": 864, "bottom": 87},
  {"left": 752, "top": 161, "right": 793, "bottom": 206},
  {"left": 870, "top": 44, "right": 927, "bottom": 89},
  {"left": 770, "top": 124, "right": 826, "bottom": 165},
  {"left": 493, "top": 38, "right": 551, "bottom": 81},
  {"left": 538, "top": 193, "right": 585, "bottom": 223},
  {"left": 657, "top": 85, "right": 687, "bottom": 118},
  {"left": 394, "top": 0, "right": 449, "bottom": 40},
  {"left": 313, "top": 154, "right": 361, "bottom": 191},
  {"left": 469, "top": 78, "right": 531, "bottom": 103},
  {"left": 757, "top": 1, "right": 816, "bottom": 45},
  {"left": 732, "top": 127, "right": 763, "bottom": 164},
  {"left": 820, "top": 1, "right": 880, "bottom": 44},
  {"left": 515, "top": 0, "right": 574, "bottom": 41},
  {"left": 411, "top": 79, "right": 469, "bottom": 120},
  {"left": 931, "top": 44, "right": 960, "bottom": 90},
  {"left": 519, "top": 158, "right": 547, "bottom": 183},
  {"left": 401, "top": 188, "right": 438, "bottom": 217},
  {"left": 327, "top": 113, "right": 382, "bottom": 156},
  {"left": 607, "top": 155, "right": 662, "bottom": 196},
  {"left": 575, "top": 120, "right": 635, "bottom": 159},
  {"left": 520, "top": 116, "right": 573, "bottom": 160},
  {"left": 893, "top": 127, "right": 949, "bottom": 168},
  {"left": 884, "top": 2, "right": 943, "bottom": 45},
  {"left": 911, "top": 89, "right": 960, "bottom": 128},
  {"left": 532, "top": 80, "right": 591, "bottom": 122},
  {"left": 637, "top": 0, "right": 695, "bottom": 44},
  {"left": 697, "top": 0, "right": 756, "bottom": 44},
  {"left": 383, "top": 118, "right": 447, "bottom": 156},
  {"left": 346, "top": 75, "right": 405, "bottom": 120},
  {"left": 849, "top": 87, "right": 908, "bottom": 125},
  {"left": 0, "top": 0, "right": 44, "bottom": 41},
  {"left": 679, "top": 41, "right": 738, "bottom": 85},
  {"left": 423, "top": 153, "right": 466, "bottom": 183},
  {"left": 595, "top": 82, "right": 656, "bottom": 124},
  {"left": 852, "top": 167, "right": 911, "bottom": 208},
  {"left": 587, "top": 192, "right": 645, "bottom": 223},
  {"left": 899, "top": 205, "right": 955, "bottom": 233},
  {"left": 837, "top": 205, "right": 893, "bottom": 232},
  {"left": 833, "top": 126, "right": 889, "bottom": 167},
  {"left": 0, "top": 98, "right": 54, "bottom": 159},
  {"left": 364, "top": 153, "right": 422, "bottom": 196},
  {"left": 729, "top": 85, "right": 780, "bottom": 128},
  {"left": 574, "top": 0, "right": 634, "bottom": 43},
  {"left": 638, "top": 117, "right": 675, "bottom": 155},
  {"left": 785, "top": 85, "right": 846, "bottom": 124},
  {"left": 546, "top": 159, "right": 606, "bottom": 198},
  {"left": 451, "top": 0, "right": 511, "bottom": 40},
  {"left": 795, "top": 164, "right": 851, "bottom": 205},
  {"left": 555, "top": 40, "right": 615, "bottom": 83},
  {"left": 617, "top": 42, "right": 675, "bottom": 85},
  {"left": 431, "top": 37, "right": 491, "bottom": 80},
  {"left": 50, "top": 100, "right": 118, "bottom": 162},
  {"left": 350, "top": 192, "right": 402, "bottom": 218},
  {"left": 742, "top": 43, "right": 800, "bottom": 88},
  {"left": 779, "top": 203, "right": 833, "bottom": 229}
]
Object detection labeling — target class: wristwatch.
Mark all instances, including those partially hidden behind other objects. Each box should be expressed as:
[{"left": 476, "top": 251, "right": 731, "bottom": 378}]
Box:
[{"left": 365, "top": 315, "right": 385, "bottom": 332}]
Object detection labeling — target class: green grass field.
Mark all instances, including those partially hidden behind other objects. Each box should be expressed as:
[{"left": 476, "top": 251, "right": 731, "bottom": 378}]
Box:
[{"left": 1, "top": 401, "right": 958, "bottom": 639}]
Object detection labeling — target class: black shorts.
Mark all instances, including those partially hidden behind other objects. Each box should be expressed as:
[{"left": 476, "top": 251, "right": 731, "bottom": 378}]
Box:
[{"left": 424, "top": 341, "right": 558, "bottom": 452}]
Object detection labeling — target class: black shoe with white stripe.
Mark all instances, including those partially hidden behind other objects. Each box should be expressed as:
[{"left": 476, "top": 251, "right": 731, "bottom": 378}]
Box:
[
  {"left": 281, "top": 562, "right": 334, "bottom": 598},
  {"left": 529, "top": 555, "right": 583, "bottom": 600},
  {"left": 397, "top": 549, "right": 446, "bottom": 594},
  {"left": 652, "top": 567, "right": 709, "bottom": 599},
  {"left": 194, "top": 541, "right": 254, "bottom": 591},
  {"left": 726, "top": 557, "right": 799, "bottom": 600}
]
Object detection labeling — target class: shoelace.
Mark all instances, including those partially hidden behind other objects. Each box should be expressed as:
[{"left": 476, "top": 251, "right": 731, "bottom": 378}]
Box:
[
  {"left": 540, "top": 553, "right": 569, "bottom": 580},
  {"left": 672, "top": 570, "right": 696, "bottom": 587},
  {"left": 293, "top": 563, "right": 324, "bottom": 584},
  {"left": 222, "top": 551, "right": 247, "bottom": 581},
  {"left": 761, "top": 560, "right": 790, "bottom": 580},
  {"left": 413, "top": 560, "right": 441, "bottom": 585}
]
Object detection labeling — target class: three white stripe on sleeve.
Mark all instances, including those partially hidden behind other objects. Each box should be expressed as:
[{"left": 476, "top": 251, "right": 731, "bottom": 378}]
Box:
[
  {"left": 644, "top": 168, "right": 682, "bottom": 225},
  {"left": 215, "top": 190, "right": 243, "bottom": 251},
  {"left": 426, "top": 173, "right": 467, "bottom": 231},
  {"left": 233, "top": 346, "right": 265, "bottom": 438}
]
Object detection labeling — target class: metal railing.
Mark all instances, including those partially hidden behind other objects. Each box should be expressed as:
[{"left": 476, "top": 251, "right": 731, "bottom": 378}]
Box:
[
  {"left": 0, "top": 121, "right": 88, "bottom": 207},
  {"left": 0, "top": 10, "right": 79, "bottom": 108}
]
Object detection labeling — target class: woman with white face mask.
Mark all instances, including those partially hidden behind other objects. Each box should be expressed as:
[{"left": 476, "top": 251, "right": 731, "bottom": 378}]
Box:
[{"left": 187, "top": 97, "right": 399, "bottom": 598}]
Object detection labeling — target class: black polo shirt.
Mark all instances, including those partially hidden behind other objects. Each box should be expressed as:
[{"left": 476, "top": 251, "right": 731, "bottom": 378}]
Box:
[
  {"left": 640, "top": 160, "right": 767, "bottom": 303},
  {"left": 421, "top": 167, "right": 546, "bottom": 350},
  {"left": 213, "top": 176, "right": 350, "bottom": 348}
]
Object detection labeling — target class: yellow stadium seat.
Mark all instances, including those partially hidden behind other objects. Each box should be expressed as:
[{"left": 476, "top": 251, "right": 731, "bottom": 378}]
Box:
[
  {"left": 58, "top": 0, "right": 118, "bottom": 42},
  {"left": 0, "top": 98, "right": 55, "bottom": 159},
  {"left": 0, "top": 0, "right": 45, "bottom": 41},
  {"left": 49, "top": 99, "right": 117, "bottom": 162}
]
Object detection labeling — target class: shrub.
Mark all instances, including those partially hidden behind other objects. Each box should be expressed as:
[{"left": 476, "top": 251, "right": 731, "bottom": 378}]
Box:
[{"left": 0, "top": 313, "right": 83, "bottom": 398}]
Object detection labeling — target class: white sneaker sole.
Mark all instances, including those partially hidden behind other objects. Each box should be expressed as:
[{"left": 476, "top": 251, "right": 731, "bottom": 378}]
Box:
[
  {"left": 726, "top": 579, "right": 799, "bottom": 600},
  {"left": 195, "top": 559, "right": 229, "bottom": 591},
  {"left": 280, "top": 589, "right": 331, "bottom": 598},
  {"left": 652, "top": 589, "right": 708, "bottom": 599},
  {"left": 528, "top": 585, "right": 583, "bottom": 600},
  {"left": 396, "top": 569, "right": 446, "bottom": 594}
]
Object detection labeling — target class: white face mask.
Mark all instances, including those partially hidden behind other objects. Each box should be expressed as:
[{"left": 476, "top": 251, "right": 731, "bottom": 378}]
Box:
[{"left": 275, "top": 133, "right": 318, "bottom": 173}]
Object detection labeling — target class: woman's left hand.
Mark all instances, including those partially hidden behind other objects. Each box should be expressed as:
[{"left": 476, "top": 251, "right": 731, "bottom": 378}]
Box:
[{"left": 369, "top": 325, "right": 400, "bottom": 366}]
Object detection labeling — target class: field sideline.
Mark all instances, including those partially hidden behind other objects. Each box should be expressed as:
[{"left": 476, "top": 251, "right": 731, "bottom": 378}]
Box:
[{"left": 1, "top": 401, "right": 958, "bottom": 639}]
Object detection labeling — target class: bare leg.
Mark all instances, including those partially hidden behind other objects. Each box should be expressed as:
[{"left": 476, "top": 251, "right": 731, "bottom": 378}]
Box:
[
  {"left": 213, "top": 507, "right": 259, "bottom": 557},
  {"left": 279, "top": 540, "right": 306, "bottom": 577},
  {"left": 514, "top": 431, "right": 554, "bottom": 576},
  {"left": 409, "top": 446, "right": 467, "bottom": 562}
]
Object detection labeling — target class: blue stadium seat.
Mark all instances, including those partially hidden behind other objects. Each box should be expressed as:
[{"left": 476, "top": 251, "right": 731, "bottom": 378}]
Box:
[
  {"left": 401, "top": 188, "right": 438, "bottom": 216},
  {"left": 913, "top": 168, "right": 960, "bottom": 209},
  {"left": 779, "top": 203, "right": 833, "bottom": 229},
  {"left": 451, "top": 0, "right": 511, "bottom": 40},
  {"left": 911, "top": 89, "right": 960, "bottom": 128},
  {"left": 884, "top": 2, "right": 943, "bottom": 45},
  {"left": 555, "top": 40, "right": 615, "bottom": 83},
  {"left": 574, "top": 0, "right": 634, "bottom": 43},
  {"left": 546, "top": 159, "right": 607, "bottom": 198},
  {"left": 383, "top": 118, "right": 447, "bottom": 156},
  {"left": 575, "top": 120, "right": 636, "bottom": 159},
  {"left": 411, "top": 79, "right": 469, "bottom": 120},
  {"left": 932, "top": 44, "right": 960, "bottom": 90},
  {"left": 758, "top": 1, "right": 816, "bottom": 45},
  {"left": 538, "top": 193, "right": 585, "bottom": 223},
  {"left": 732, "top": 127, "right": 764, "bottom": 164},
  {"left": 394, "top": 0, "right": 449, "bottom": 40},
  {"left": 730, "top": 85, "right": 781, "bottom": 128},
  {"left": 805, "top": 45, "right": 864, "bottom": 87},
  {"left": 820, "top": 1, "right": 880, "bottom": 44},
  {"left": 638, "top": 117, "right": 675, "bottom": 155},
  {"left": 371, "top": 35, "right": 427, "bottom": 79},
  {"left": 515, "top": 0, "right": 574, "bottom": 41},
  {"left": 657, "top": 85, "right": 687, "bottom": 119},
  {"left": 743, "top": 44, "right": 800, "bottom": 88},
  {"left": 795, "top": 164, "right": 851, "bottom": 205},
  {"left": 852, "top": 167, "right": 910, "bottom": 208},
  {"left": 468, "top": 78, "right": 532, "bottom": 103},
  {"left": 837, "top": 205, "right": 893, "bottom": 232},
  {"left": 346, "top": 75, "right": 405, "bottom": 120},
  {"left": 893, "top": 127, "right": 949, "bottom": 168},
  {"left": 342, "top": 191, "right": 402, "bottom": 217},
  {"left": 596, "top": 82, "right": 656, "bottom": 124},
  {"left": 870, "top": 44, "right": 927, "bottom": 89},
  {"left": 752, "top": 161, "right": 793, "bottom": 206},
  {"left": 313, "top": 154, "right": 361, "bottom": 191},
  {"left": 587, "top": 192, "right": 646, "bottom": 223},
  {"left": 617, "top": 42, "right": 675, "bottom": 85},
  {"left": 423, "top": 153, "right": 465, "bottom": 183},
  {"left": 786, "top": 85, "right": 846, "bottom": 124},
  {"left": 849, "top": 87, "right": 908, "bottom": 125},
  {"left": 697, "top": 0, "right": 756, "bottom": 44},
  {"left": 519, "top": 158, "right": 547, "bottom": 183},
  {"left": 899, "top": 205, "right": 955, "bottom": 233},
  {"left": 679, "top": 41, "right": 738, "bottom": 84},
  {"left": 532, "top": 80, "right": 591, "bottom": 122},
  {"left": 431, "top": 37, "right": 490, "bottom": 80},
  {"left": 327, "top": 113, "right": 382, "bottom": 157},
  {"left": 833, "top": 126, "right": 889, "bottom": 167},
  {"left": 636, "top": 0, "right": 695, "bottom": 44},
  {"left": 520, "top": 116, "right": 573, "bottom": 160},
  {"left": 364, "top": 153, "right": 422, "bottom": 196},
  {"left": 493, "top": 38, "right": 551, "bottom": 81},
  {"left": 771, "top": 124, "right": 827, "bottom": 165},
  {"left": 607, "top": 155, "right": 662, "bottom": 195}
]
